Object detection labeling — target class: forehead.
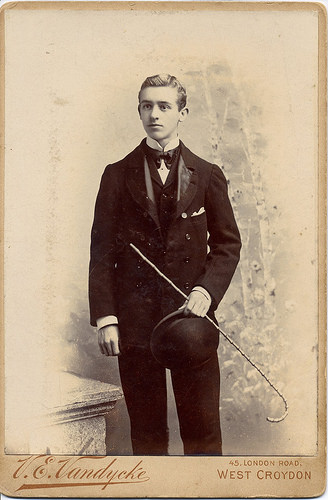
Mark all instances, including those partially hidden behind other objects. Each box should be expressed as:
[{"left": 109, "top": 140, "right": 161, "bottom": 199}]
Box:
[{"left": 139, "top": 86, "right": 179, "bottom": 105}]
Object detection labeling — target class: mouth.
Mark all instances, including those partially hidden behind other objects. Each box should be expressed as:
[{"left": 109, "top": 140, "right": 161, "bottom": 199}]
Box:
[{"left": 148, "top": 124, "right": 163, "bottom": 128}]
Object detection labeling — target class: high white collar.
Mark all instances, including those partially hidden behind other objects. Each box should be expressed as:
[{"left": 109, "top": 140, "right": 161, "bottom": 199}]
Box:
[{"left": 146, "top": 136, "right": 180, "bottom": 152}]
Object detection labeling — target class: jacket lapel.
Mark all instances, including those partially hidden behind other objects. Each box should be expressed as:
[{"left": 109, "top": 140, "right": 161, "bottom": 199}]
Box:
[
  {"left": 125, "top": 142, "right": 161, "bottom": 230},
  {"left": 125, "top": 140, "right": 198, "bottom": 229},
  {"left": 175, "top": 142, "right": 198, "bottom": 220}
]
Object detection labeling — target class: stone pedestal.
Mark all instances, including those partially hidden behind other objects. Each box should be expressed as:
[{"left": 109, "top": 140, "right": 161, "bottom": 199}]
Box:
[{"left": 28, "top": 371, "right": 123, "bottom": 455}]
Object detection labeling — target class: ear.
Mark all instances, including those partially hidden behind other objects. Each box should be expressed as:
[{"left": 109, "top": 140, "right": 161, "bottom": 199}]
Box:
[
  {"left": 178, "top": 107, "right": 189, "bottom": 123},
  {"left": 138, "top": 104, "right": 142, "bottom": 118}
]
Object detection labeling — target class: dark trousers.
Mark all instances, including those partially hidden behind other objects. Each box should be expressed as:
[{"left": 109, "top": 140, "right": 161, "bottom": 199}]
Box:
[{"left": 118, "top": 347, "right": 222, "bottom": 455}]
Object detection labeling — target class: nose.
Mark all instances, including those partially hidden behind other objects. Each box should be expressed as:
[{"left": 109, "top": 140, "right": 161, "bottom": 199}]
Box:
[{"left": 150, "top": 105, "right": 160, "bottom": 121}]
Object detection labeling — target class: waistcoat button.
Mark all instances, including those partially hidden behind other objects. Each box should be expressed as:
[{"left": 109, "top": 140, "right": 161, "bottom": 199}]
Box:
[{"left": 185, "top": 233, "right": 191, "bottom": 240}]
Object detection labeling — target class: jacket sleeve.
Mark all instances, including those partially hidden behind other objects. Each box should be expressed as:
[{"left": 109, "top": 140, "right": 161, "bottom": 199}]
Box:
[
  {"left": 88, "top": 165, "right": 120, "bottom": 326},
  {"left": 195, "top": 164, "right": 242, "bottom": 308}
]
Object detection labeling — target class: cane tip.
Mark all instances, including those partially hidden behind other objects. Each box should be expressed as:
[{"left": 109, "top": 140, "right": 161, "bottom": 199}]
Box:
[{"left": 266, "top": 411, "right": 288, "bottom": 423}]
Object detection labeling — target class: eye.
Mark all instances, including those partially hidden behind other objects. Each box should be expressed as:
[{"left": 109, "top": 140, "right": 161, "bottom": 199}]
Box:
[
  {"left": 160, "top": 104, "right": 170, "bottom": 111},
  {"left": 142, "top": 104, "right": 151, "bottom": 110}
]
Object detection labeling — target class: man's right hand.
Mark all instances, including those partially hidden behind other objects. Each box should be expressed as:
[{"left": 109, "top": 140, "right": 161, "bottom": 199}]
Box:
[{"left": 98, "top": 325, "right": 120, "bottom": 356}]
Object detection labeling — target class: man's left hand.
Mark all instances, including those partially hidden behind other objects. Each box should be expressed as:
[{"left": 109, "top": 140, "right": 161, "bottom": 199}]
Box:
[{"left": 183, "top": 289, "right": 211, "bottom": 318}]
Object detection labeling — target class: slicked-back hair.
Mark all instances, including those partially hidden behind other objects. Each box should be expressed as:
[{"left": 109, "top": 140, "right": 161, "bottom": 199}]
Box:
[{"left": 138, "top": 74, "right": 187, "bottom": 111}]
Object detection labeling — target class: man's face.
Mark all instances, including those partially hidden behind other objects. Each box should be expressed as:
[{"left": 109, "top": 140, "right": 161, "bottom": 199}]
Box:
[{"left": 138, "top": 86, "right": 188, "bottom": 147}]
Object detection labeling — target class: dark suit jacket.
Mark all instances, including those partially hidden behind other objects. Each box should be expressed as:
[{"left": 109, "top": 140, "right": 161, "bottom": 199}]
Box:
[{"left": 89, "top": 140, "right": 241, "bottom": 350}]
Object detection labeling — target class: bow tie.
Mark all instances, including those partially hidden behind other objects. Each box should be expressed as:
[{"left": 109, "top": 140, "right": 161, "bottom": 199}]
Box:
[{"left": 153, "top": 150, "right": 175, "bottom": 169}]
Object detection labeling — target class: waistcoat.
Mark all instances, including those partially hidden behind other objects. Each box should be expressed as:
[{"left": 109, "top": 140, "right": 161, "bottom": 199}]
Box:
[{"left": 144, "top": 146, "right": 180, "bottom": 240}]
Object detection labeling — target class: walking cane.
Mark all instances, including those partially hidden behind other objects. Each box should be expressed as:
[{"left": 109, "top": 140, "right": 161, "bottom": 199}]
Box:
[{"left": 130, "top": 243, "right": 288, "bottom": 423}]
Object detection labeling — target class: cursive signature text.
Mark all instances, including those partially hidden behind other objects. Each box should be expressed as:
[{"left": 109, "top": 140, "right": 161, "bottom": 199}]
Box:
[{"left": 13, "top": 455, "right": 150, "bottom": 491}]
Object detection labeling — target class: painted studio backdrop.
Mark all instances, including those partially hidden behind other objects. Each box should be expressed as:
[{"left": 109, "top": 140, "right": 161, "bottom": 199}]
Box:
[{"left": 4, "top": 5, "right": 318, "bottom": 455}]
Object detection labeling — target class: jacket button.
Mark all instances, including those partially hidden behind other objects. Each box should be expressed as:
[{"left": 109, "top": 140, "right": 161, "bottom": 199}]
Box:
[
  {"left": 184, "top": 257, "right": 190, "bottom": 263},
  {"left": 181, "top": 212, "right": 187, "bottom": 219},
  {"left": 140, "top": 234, "right": 145, "bottom": 241},
  {"left": 184, "top": 282, "right": 191, "bottom": 290},
  {"left": 136, "top": 282, "right": 143, "bottom": 288},
  {"left": 185, "top": 233, "right": 191, "bottom": 240},
  {"left": 143, "top": 211, "right": 148, "bottom": 218}
]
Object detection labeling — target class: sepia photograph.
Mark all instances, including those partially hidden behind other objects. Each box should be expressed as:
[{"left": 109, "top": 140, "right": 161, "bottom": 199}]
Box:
[{"left": 0, "top": 2, "right": 326, "bottom": 497}]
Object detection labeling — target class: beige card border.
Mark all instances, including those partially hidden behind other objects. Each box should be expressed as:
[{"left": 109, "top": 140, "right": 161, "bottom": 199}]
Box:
[{"left": 0, "top": 1, "right": 326, "bottom": 498}]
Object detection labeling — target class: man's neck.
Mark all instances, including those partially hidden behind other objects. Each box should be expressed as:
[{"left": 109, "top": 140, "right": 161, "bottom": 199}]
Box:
[{"left": 146, "top": 136, "right": 180, "bottom": 152}]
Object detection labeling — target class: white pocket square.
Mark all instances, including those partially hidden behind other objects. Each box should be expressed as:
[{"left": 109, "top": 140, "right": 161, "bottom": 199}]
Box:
[{"left": 191, "top": 206, "right": 205, "bottom": 217}]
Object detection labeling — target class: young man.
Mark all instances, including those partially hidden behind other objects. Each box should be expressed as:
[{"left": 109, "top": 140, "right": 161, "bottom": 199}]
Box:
[{"left": 89, "top": 74, "right": 241, "bottom": 455}]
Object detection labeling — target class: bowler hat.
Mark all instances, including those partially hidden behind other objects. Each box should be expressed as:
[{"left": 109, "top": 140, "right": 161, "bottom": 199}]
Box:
[{"left": 151, "top": 309, "right": 219, "bottom": 370}]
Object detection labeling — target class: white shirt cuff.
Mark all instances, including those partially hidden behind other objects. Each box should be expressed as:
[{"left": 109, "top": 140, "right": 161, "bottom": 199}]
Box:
[
  {"left": 192, "top": 286, "right": 211, "bottom": 303},
  {"left": 96, "top": 315, "right": 118, "bottom": 331}
]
